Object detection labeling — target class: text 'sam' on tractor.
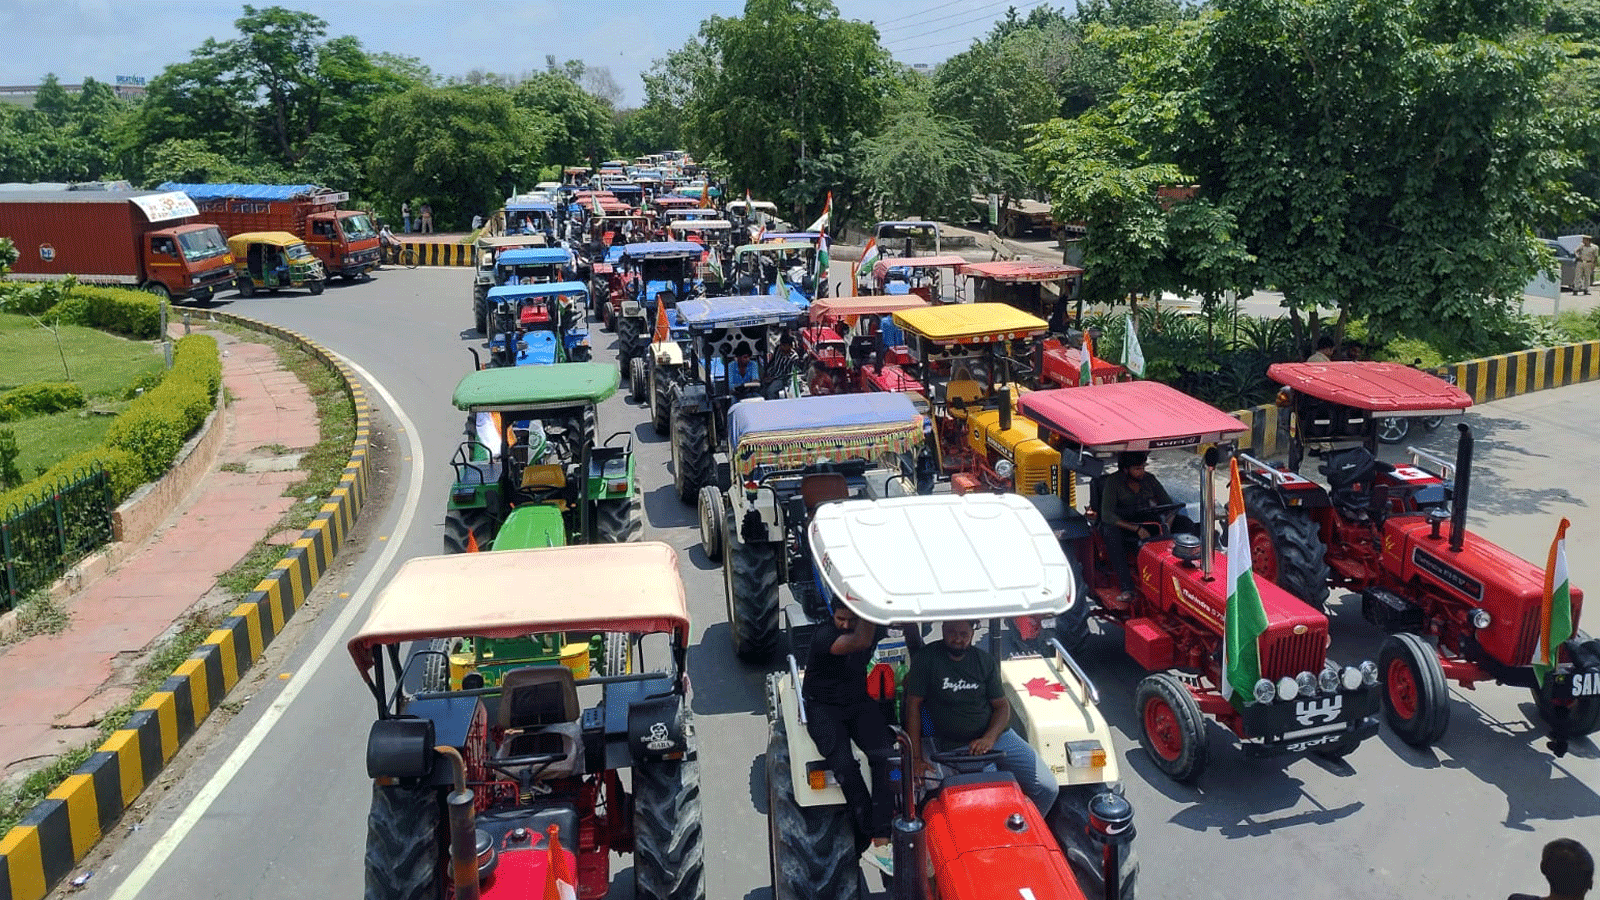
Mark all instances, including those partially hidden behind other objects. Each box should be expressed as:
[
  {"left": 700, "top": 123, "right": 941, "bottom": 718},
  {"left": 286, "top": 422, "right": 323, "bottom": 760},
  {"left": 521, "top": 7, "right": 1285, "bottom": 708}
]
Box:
[
  {"left": 613, "top": 241, "right": 706, "bottom": 377},
  {"left": 1248, "top": 361, "right": 1600, "bottom": 751},
  {"left": 767, "top": 492, "right": 1137, "bottom": 900},
  {"left": 352, "top": 545, "right": 705, "bottom": 900},
  {"left": 444, "top": 362, "right": 642, "bottom": 558},
  {"left": 698, "top": 392, "right": 927, "bottom": 661},
  {"left": 473, "top": 235, "right": 548, "bottom": 335},
  {"left": 892, "top": 303, "right": 1050, "bottom": 485},
  {"left": 1016, "top": 381, "right": 1383, "bottom": 783},
  {"left": 867, "top": 255, "right": 969, "bottom": 304},
  {"left": 663, "top": 295, "right": 803, "bottom": 504},
  {"left": 473, "top": 246, "right": 573, "bottom": 336},
  {"left": 801, "top": 294, "right": 930, "bottom": 398},
  {"left": 478, "top": 282, "right": 592, "bottom": 369}
]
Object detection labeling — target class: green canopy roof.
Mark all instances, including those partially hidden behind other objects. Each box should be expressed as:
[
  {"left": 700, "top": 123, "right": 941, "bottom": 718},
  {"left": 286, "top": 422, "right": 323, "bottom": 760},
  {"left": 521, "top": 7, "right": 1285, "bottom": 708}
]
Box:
[{"left": 452, "top": 362, "right": 619, "bottom": 411}]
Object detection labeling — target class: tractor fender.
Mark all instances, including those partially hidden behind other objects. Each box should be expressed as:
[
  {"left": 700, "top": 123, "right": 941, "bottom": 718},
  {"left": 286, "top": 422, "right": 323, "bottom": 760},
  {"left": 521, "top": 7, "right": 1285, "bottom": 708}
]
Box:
[
  {"left": 620, "top": 300, "right": 644, "bottom": 318},
  {"left": 628, "top": 693, "right": 690, "bottom": 763},
  {"left": 730, "top": 484, "right": 782, "bottom": 543},
  {"left": 651, "top": 340, "right": 686, "bottom": 366},
  {"left": 999, "top": 656, "right": 1121, "bottom": 787},
  {"left": 767, "top": 672, "right": 867, "bottom": 809},
  {"left": 674, "top": 382, "right": 711, "bottom": 415}
]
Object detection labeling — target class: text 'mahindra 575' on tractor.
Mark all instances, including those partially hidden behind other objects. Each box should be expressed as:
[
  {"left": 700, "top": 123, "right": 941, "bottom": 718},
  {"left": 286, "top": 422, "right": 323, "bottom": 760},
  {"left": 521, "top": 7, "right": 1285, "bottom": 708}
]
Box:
[
  {"left": 1248, "top": 361, "right": 1598, "bottom": 752},
  {"left": 768, "top": 492, "right": 1136, "bottom": 900},
  {"left": 352, "top": 544, "right": 704, "bottom": 900},
  {"left": 1016, "top": 381, "right": 1383, "bottom": 783}
]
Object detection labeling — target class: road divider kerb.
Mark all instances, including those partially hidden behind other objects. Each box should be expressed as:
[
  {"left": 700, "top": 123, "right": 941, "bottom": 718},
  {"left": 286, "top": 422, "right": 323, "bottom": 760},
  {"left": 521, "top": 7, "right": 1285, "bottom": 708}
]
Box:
[
  {"left": 0, "top": 313, "right": 373, "bottom": 900},
  {"left": 403, "top": 242, "right": 472, "bottom": 266}
]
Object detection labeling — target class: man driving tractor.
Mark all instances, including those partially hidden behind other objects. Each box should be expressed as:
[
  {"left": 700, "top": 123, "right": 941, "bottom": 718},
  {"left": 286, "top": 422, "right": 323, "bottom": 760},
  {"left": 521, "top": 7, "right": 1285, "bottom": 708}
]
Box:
[{"left": 1101, "top": 451, "right": 1195, "bottom": 602}]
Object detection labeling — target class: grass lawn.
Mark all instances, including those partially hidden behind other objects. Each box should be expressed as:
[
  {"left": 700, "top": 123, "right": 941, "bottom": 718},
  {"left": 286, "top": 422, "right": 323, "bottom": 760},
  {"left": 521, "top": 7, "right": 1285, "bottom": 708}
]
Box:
[
  {"left": 0, "top": 313, "right": 164, "bottom": 399},
  {"left": 8, "top": 406, "right": 126, "bottom": 482}
]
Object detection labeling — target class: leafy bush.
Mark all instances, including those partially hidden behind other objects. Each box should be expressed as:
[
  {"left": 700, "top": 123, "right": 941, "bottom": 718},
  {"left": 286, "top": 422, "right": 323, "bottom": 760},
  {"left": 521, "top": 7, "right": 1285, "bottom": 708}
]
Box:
[
  {"left": 0, "top": 279, "right": 78, "bottom": 316},
  {"left": 45, "top": 286, "right": 163, "bottom": 339},
  {"left": 123, "top": 367, "right": 166, "bottom": 400},
  {"left": 0, "top": 383, "right": 86, "bottom": 422},
  {"left": 103, "top": 334, "right": 221, "bottom": 485}
]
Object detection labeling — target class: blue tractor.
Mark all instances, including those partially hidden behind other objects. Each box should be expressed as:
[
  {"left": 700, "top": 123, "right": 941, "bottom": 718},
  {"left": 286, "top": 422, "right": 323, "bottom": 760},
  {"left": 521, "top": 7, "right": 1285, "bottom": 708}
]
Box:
[
  {"left": 614, "top": 241, "right": 705, "bottom": 376},
  {"left": 480, "top": 282, "right": 592, "bottom": 369},
  {"left": 474, "top": 245, "right": 573, "bottom": 335}
]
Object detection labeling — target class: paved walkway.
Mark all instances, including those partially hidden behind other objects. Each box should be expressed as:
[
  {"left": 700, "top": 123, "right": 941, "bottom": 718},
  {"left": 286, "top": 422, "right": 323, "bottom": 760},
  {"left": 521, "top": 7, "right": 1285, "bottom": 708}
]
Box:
[{"left": 0, "top": 330, "right": 319, "bottom": 783}]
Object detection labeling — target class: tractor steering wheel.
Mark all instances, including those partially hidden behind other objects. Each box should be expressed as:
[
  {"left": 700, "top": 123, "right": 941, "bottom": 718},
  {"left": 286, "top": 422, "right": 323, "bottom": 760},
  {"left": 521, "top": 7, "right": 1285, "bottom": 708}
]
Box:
[{"left": 929, "top": 747, "right": 1008, "bottom": 774}]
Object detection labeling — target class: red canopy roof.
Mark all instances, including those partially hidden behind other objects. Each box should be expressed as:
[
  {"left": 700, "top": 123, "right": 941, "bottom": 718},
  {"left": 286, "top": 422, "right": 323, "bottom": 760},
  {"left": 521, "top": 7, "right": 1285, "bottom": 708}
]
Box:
[
  {"left": 1267, "top": 362, "right": 1473, "bottom": 412},
  {"left": 872, "top": 255, "right": 968, "bottom": 280},
  {"left": 959, "top": 261, "right": 1084, "bottom": 283},
  {"left": 1018, "top": 381, "right": 1246, "bottom": 452}
]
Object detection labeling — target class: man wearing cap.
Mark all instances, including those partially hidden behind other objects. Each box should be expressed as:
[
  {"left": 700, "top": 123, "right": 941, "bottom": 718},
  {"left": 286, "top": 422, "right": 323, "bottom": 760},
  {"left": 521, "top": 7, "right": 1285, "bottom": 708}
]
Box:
[{"left": 1101, "top": 451, "right": 1192, "bottom": 601}]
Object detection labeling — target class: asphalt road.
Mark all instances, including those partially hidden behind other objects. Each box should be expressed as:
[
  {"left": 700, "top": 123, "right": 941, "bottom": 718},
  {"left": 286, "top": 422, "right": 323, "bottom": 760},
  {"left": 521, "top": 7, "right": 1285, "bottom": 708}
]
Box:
[{"left": 69, "top": 266, "right": 1600, "bottom": 900}]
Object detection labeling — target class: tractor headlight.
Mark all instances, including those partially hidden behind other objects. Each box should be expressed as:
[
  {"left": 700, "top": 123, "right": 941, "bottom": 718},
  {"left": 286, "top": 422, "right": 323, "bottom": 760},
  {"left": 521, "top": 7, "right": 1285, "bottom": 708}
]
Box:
[
  {"left": 995, "top": 459, "right": 1015, "bottom": 478},
  {"left": 1470, "top": 608, "right": 1491, "bottom": 630},
  {"left": 1359, "top": 660, "right": 1379, "bottom": 686},
  {"left": 1318, "top": 665, "right": 1342, "bottom": 694},
  {"left": 1296, "top": 672, "right": 1318, "bottom": 698},
  {"left": 1276, "top": 676, "right": 1299, "bottom": 702},
  {"left": 1341, "top": 666, "right": 1364, "bottom": 691},
  {"left": 1253, "top": 678, "right": 1277, "bottom": 705}
]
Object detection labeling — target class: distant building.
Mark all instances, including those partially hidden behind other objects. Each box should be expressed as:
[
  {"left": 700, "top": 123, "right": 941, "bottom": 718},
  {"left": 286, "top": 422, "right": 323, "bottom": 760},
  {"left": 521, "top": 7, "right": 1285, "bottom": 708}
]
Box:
[{"left": 0, "top": 78, "right": 146, "bottom": 108}]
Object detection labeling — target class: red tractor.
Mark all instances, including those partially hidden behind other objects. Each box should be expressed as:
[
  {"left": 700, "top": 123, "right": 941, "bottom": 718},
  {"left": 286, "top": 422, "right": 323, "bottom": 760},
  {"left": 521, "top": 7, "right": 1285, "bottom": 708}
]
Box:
[
  {"left": 1244, "top": 361, "right": 1599, "bottom": 751},
  {"left": 801, "top": 294, "right": 930, "bottom": 397},
  {"left": 1017, "top": 382, "right": 1383, "bottom": 783}
]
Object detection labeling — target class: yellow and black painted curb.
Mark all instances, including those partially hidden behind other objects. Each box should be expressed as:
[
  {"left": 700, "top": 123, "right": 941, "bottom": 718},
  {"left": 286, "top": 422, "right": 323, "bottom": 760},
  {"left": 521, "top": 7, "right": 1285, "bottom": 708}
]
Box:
[
  {"left": 0, "top": 315, "right": 372, "bottom": 900},
  {"left": 404, "top": 241, "right": 472, "bottom": 266},
  {"left": 1228, "top": 339, "right": 1600, "bottom": 459}
]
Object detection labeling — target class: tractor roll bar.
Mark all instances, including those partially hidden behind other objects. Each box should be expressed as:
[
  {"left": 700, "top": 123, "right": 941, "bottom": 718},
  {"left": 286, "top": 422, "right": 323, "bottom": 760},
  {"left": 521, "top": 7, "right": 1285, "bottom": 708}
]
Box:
[
  {"left": 1234, "top": 451, "right": 1287, "bottom": 485},
  {"left": 1046, "top": 636, "right": 1101, "bottom": 706},
  {"left": 1406, "top": 445, "right": 1455, "bottom": 480},
  {"left": 788, "top": 654, "right": 808, "bottom": 725}
]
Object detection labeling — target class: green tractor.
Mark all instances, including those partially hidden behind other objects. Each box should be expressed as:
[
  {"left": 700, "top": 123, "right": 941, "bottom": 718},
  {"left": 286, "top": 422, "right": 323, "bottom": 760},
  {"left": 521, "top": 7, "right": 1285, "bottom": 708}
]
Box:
[{"left": 445, "top": 362, "right": 644, "bottom": 557}]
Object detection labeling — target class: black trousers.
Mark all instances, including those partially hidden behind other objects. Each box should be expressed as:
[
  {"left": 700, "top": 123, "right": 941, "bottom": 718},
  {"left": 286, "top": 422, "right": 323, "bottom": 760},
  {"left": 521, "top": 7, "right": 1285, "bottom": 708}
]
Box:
[{"left": 804, "top": 698, "right": 894, "bottom": 845}]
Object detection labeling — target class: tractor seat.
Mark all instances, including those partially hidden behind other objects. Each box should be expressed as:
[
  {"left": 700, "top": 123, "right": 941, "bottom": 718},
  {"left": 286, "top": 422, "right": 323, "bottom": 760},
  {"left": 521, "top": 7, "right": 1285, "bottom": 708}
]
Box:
[
  {"left": 521, "top": 464, "right": 567, "bottom": 491},
  {"left": 495, "top": 665, "right": 583, "bottom": 779},
  {"left": 801, "top": 472, "right": 851, "bottom": 512},
  {"left": 946, "top": 379, "right": 984, "bottom": 418}
]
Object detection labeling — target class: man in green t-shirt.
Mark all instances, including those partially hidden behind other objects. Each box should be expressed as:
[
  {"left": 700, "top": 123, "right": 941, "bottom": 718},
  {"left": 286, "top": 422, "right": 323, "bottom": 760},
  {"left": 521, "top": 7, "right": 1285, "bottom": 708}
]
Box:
[{"left": 904, "top": 621, "right": 1059, "bottom": 814}]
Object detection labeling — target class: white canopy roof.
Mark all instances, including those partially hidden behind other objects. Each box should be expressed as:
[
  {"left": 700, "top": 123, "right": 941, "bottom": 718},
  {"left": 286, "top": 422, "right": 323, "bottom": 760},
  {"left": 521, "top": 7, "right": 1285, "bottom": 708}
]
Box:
[{"left": 808, "top": 494, "right": 1074, "bottom": 624}]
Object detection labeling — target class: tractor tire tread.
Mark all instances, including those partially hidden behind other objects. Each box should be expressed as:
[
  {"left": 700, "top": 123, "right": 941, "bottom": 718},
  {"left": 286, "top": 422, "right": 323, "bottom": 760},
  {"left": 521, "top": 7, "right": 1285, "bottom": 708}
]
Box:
[
  {"left": 1135, "top": 672, "right": 1209, "bottom": 784},
  {"left": 595, "top": 493, "right": 644, "bottom": 544},
  {"left": 727, "top": 536, "right": 780, "bottom": 662},
  {"left": 443, "top": 507, "right": 498, "bottom": 555},
  {"left": 363, "top": 782, "right": 442, "bottom": 900},
  {"left": 633, "top": 757, "right": 708, "bottom": 900},
  {"left": 768, "top": 715, "right": 861, "bottom": 900},
  {"left": 1243, "top": 486, "right": 1331, "bottom": 607},
  {"left": 673, "top": 411, "right": 715, "bottom": 504},
  {"left": 1380, "top": 632, "right": 1450, "bottom": 747}
]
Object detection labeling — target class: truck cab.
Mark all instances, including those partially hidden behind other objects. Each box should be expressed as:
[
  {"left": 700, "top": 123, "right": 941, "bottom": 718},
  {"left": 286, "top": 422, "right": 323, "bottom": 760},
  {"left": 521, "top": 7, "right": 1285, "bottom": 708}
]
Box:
[{"left": 305, "top": 209, "right": 380, "bottom": 279}]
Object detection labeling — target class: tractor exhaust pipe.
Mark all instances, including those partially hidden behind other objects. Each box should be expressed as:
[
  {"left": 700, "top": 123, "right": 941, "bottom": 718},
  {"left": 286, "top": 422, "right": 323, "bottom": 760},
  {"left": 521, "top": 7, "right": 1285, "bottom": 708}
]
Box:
[
  {"left": 438, "top": 747, "right": 481, "bottom": 900},
  {"left": 1201, "top": 447, "right": 1220, "bottom": 580},
  {"left": 999, "top": 385, "right": 1013, "bottom": 433},
  {"left": 1449, "top": 423, "right": 1473, "bottom": 553},
  {"left": 890, "top": 731, "right": 928, "bottom": 900}
]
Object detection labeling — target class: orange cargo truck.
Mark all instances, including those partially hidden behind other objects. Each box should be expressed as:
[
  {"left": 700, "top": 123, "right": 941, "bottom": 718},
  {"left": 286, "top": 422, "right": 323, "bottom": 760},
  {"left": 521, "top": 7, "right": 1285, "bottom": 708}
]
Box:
[
  {"left": 0, "top": 189, "right": 237, "bottom": 302},
  {"left": 159, "top": 183, "right": 382, "bottom": 281}
]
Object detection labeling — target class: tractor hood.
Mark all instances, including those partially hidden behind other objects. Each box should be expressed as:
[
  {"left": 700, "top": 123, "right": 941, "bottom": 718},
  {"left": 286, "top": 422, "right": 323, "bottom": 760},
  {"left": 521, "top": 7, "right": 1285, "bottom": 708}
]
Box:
[{"left": 922, "top": 779, "right": 1088, "bottom": 900}]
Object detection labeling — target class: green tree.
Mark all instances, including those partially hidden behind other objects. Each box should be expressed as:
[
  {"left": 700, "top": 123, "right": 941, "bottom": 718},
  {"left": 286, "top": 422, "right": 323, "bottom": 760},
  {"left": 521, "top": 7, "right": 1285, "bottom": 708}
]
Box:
[
  {"left": 1031, "top": 0, "right": 1576, "bottom": 346},
  {"left": 855, "top": 106, "right": 998, "bottom": 222},
  {"left": 512, "top": 72, "right": 613, "bottom": 166},
  {"left": 32, "top": 74, "right": 72, "bottom": 124}
]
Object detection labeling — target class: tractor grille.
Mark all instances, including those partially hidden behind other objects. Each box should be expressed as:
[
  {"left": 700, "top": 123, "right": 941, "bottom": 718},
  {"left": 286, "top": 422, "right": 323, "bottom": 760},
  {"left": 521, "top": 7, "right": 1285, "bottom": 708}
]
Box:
[
  {"left": 1512, "top": 602, "right": 1542, "bottom": 667},
  {"left": 1261, "top": 628, "right": 1325, "bottom": 680}
]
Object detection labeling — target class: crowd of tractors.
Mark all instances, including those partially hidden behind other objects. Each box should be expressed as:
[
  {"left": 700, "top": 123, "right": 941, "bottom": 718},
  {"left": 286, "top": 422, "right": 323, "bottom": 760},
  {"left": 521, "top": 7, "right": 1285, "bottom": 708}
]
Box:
[{"left": 352, "top": 157, "right": 1597, "bottom": 900}]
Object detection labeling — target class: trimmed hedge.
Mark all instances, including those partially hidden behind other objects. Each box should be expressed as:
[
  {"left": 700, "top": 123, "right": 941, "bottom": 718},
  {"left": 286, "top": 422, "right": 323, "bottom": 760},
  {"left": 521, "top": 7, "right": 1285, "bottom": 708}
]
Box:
[
  {"left": 0, "top": 335, "right": 219, "bottom": 513},
  {"left": 0, "top": 382, "right": 86, "bottom": 422},
  {"left": 43, "top": 285, "right": 164, "bottom": 340}
]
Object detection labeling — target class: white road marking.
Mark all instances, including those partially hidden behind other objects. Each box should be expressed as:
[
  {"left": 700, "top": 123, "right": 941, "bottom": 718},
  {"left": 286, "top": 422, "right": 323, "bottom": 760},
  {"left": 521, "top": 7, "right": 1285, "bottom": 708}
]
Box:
[{"left": 110, "top": 354, "right": 424, "bottom": 900}]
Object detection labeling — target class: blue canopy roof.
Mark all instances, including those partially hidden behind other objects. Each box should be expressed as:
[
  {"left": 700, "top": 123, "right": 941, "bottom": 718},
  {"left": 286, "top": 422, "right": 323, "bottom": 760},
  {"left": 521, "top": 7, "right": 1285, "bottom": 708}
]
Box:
[
  {"left": 605, "top": 245, "right": 626, "bottom": 263},
  {"left": 497, "top": 247, "right": 572, "bottom": 267},
  {"left": 609, "top": 183, "right": 644, "bottom": 195},
  {"left": 506, "top": 201, "right": 556, "bottom": 213},
  {"left": 159, "top": 182, "right": 323, "bottom": 201},
  {"left": 729, "top": 393, "right": 920, "bottom": 447},
  {"left": 619, "top": 242, "right": 704, "bottom": 259},
  {"left": 487, "top": 281, "right": 589, "bottom": 303},
  {"left": 763, "top": 232, "right": 821, "bottom": 242},
  {"left": 676, "top": 295, "right": 802, "bottom": 328}
]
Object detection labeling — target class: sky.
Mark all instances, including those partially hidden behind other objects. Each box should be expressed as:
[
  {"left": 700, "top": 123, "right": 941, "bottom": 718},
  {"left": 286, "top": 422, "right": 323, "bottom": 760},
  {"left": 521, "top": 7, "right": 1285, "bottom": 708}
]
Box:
[{"left": 0, "top": 0, "right": 1055, "bottom": 106}]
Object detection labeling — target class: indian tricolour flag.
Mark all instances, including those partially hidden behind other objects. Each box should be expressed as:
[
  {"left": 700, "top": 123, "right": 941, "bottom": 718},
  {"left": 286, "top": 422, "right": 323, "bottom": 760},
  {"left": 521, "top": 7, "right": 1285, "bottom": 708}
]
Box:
[
  {"left": 1079, "top": 331, "right": 1095, "bottom": 386},
  {"left": 807, "top": 191, "right": 832, "bottom": 233},
  {"left": 1533, "top": 518, "right": 1574, "bottom": 687},
  {"left": 856, "top": 237, "right": 881, "bottom": 291},
  {"left": 1223, "top": 457, "right": 1271, "bottom": 703}
]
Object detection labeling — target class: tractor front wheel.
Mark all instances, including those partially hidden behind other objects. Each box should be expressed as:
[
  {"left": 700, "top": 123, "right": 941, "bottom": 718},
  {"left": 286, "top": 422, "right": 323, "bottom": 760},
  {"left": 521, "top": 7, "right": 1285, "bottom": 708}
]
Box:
[
  {"left": 649, "top": 365, "right": 672, "bottom": 435},
  {"left": 362, "top": 782, "right": 443, "bottom": 900},
  {"left": 632, "top": 755, "right": 707, "bottom": 900},
  {"left": 1243, "top": 486, "right": 1331, "bottom": 607},
  {"left": 1379, "top": 632, "right": 1450, "bottom": 747},
  {"left": 672, "top": 409, "right": 714, "bottom": 505},
  {"left": 767, "top": 713, "right": 862, "bottom": 900},
  {"left": 1135, "top": 672, "right": 1209, "bottom": 783},
  {"left": 725, "top": 530, "right": 780, "bottom": 663},
  {"left": 595, "top": 493, "right": 644, "bottom": 544},
  {"left": 422, "top": 638, "right": 452, "bottom": 692},
  {"left": 630, "top": 356, "right": 648, "bottom": 404},
  {"left": 473, "top": 288, "right": 488, "bottom": 334},
  {"left": 443, "top": 506, "right": 497, "bottom": 555},
  {"left": 698, "top": 486, "right": 724, "bottom": 563}
]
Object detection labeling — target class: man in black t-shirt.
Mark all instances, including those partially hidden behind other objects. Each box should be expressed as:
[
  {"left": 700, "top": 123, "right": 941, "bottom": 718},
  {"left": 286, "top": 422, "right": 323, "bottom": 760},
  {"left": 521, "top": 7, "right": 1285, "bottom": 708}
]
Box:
[
  {"left": 905, "top": 620, "right": 1060, "bottom": 815},
  {"left": 802, "top": 604, "right": 921, "bottom": 871}
]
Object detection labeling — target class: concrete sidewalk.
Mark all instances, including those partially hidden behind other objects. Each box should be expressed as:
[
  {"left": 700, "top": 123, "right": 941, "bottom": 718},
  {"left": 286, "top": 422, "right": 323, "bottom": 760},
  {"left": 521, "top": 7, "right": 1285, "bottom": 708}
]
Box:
[{"left": 0, "top": 329, "right": 320, "bottom": 786}]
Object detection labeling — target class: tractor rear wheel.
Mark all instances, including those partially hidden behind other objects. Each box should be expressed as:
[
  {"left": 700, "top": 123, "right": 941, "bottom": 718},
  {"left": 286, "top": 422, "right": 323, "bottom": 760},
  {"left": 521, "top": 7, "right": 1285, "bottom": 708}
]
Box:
[
  {"left": 1531, "top": 662, "right": 1600, "bottom": 738},
  {"left": 649, "top": 365, "right": 671, "bottom": 435},
  {"left": 698, "top": 486, "right": 725, "bottom": 563},
  {"left": 725, "top": 531, "right": 780, "bottom": 663},
  {"left": 630, "top": 356, "right": 648, "bottom": 404},
  {"left": 632, "top": 755, "right": 707, "bottom": 900},
  {"left": 1243, "top": 486, "right": 1331, "bottom": 608},
  {"left": 599, "top": 299, "right": 614, "bottom": 332},
  {"left": 595, "top": 493, "right": 644, "bottom": 544},
  {"left": 767, "top": 713, "right": 862, "bottom": 900},
  {"left": 672, "top": 409, "right": 714, "bottom": 505},
  {"left": 422, "top": 638, "right": 452, "bottom": 692},
  {"left": 473, "top": 287, "right": 488, "bottom": 334},
  {"left": 1135, "top": 672, "right": 1209, "bottom": 783},
  {"left": 443, "top": 506, "right": 497, "bottom": 554},
  {"left": 362, "top": 782, "right": 443, "bottom": 900},
  {"left": 617, "top": 316, "right": 642, "bottom": 373},
  {"left": 1379, "top": 632, "right": 1450, "bottom": 747}
]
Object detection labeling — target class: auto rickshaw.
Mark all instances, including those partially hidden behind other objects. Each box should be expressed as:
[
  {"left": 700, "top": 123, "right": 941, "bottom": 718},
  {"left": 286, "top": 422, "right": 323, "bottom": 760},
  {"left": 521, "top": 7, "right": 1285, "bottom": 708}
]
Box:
[{"left": 228, "top": 231, "right": 327, "bottom": 296}]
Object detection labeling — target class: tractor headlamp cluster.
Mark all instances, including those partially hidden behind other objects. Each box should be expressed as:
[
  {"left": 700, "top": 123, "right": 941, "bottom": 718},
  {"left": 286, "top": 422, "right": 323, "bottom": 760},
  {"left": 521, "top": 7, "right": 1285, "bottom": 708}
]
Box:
[{"left": 1254, "top": 662, "right": 1376, "bottom": 704}]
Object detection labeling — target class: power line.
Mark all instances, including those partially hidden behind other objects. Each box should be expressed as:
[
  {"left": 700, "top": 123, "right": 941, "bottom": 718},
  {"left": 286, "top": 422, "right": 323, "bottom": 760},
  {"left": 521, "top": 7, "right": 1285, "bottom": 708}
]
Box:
[
  {"left": 870, "top": 0, "right": 974, "bottom": 30},
  {"left": 874, "top": 0, "right": 1017, "bottom": 34},
  {"left": 881, "top": 0, "right": 1047, "bottom": 47}
]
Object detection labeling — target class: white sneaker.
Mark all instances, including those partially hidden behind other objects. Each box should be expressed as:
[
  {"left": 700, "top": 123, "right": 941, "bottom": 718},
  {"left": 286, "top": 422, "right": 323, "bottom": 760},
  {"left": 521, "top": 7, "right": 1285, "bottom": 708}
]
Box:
[{"left": 863, "top": 844, "right": 894, "bottom": 876}]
